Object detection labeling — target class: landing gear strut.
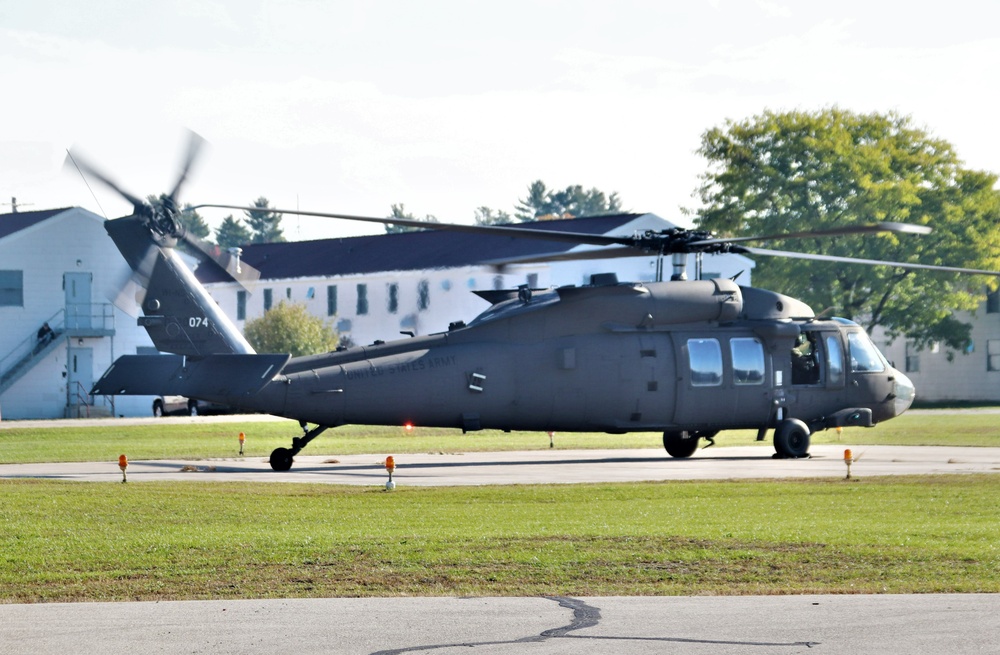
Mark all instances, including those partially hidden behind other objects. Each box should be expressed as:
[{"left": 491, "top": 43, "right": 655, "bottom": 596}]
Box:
[{"left": 269, "top": 423, "right": 332, "bottom": 471}]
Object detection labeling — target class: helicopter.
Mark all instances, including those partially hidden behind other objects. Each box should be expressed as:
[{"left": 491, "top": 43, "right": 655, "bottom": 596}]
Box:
[{"left": 79, "top": 135, "right": 1000, "bottom": 471}]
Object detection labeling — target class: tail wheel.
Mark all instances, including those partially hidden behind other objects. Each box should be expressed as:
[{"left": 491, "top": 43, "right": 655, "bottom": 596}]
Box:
[
  {"left": 774, "top": 418, "right": 811, "bottom": 458},
  {"left": 663, "top": 431, "right": 699, "bottom": 458},
  {"left": 152, "top": 400, "right": 164, "bottom": 417},
  {"left": 187, "top": 401, "right": 199, "bottom": 416},
  {"left": 269, "top": 447, "right": 294, "bottom": 471}
]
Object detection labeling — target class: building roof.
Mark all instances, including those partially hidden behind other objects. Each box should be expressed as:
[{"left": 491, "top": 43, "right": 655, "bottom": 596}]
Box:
[
  {"left": 198, "top": 213, "right": 654, "bottom": 282},
  {"left": 0, "top": 208, "right": 73, "bottom": 241}
]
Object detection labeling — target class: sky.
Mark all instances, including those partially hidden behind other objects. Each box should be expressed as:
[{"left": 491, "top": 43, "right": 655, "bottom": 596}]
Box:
[{"left": 2, "top": 0, "right": 999, "bottom": 241}]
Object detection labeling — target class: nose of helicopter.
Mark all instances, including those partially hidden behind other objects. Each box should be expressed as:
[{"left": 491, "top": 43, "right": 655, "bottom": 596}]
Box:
[{"left": 891, "top": 368, "right": 916, "bottom": 416}]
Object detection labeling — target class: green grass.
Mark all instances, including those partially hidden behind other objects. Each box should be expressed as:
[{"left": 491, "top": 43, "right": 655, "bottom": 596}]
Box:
[
  {"left": 0, "top": 411, "right": 998, "bottom": 465},
  {"left": 1, "top": 475, "right": 997, "bottom": 602}
]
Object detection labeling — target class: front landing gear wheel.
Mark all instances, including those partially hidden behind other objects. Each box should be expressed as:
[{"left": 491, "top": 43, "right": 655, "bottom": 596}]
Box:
[
  {"left": 773, "top": 418, "right": 811, "bottom": 458},
  {"left": 269, "top": 447, "right": 294, "bottom": 471},
  {"left": 663, "top": 431, "right": 699, "bottom": 458}
]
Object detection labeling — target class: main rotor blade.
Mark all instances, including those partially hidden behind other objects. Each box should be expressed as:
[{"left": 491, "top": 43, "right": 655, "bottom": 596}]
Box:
[
  {"left": 64, "top": 149, "right": 146, "bottom": 210},
  {"left": 192, "top": 204, "right": 635, "bottom": 248},
  {"left": 745, "top": 246, "right": 1000, "bottom": 276},
  {"left": 484, "top": 245, "right": 647, "bottom": 267},
  {"left": 691, "top": 221, "right": 933, "bottom": 247},
  {"left": 168, "top": 130, "right": 207, "bottom": 204}
]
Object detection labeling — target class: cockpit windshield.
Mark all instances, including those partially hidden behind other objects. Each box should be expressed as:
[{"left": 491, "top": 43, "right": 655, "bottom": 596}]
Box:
[{"left": 847, "top": 331, "right": 886, "bottom": 373}]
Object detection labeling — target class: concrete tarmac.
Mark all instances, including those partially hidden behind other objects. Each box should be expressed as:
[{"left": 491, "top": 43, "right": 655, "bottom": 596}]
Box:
[
  {"left": 2, "top": 444, "right": 1000, "bottom": 485},
  {"left": 2, "top": 594, "right": 998, "bottom": 654}
]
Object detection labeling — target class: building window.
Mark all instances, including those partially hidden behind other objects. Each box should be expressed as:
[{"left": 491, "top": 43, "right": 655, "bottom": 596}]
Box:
[
  {"left": 263, "top": 288, "right": 273, "bottom": 312},
  {"left": 526, "top": 273, "right": 538, "bottom": 289},
  {"left": 905, "top": 342, "right": 919, "bottom": 373},
  {"left": 285, "top": 288, "right": 292, "bottom": 300},
  {"left": 988, "top": 340, "right": 1000, "bottom": 372},
  {"left": 387, "top": 283, "right": 399, "bottom": 314},
  {"left": 988, "top": 289, "right": 999, "bottom": 314},
  {"left": 236, "top": 290, "right": 246, "bottom": 320},
  {"left": 417, "top": 279, "right": 430, "bottom": 311},
  {"left": 356, "top": 284, "right": 368, "bottom": 315},
  {"left": 0, "top": 270, "right": 23, "bottom": 307},
  {"left": 327, "top": 285, "right": 338, "bottom": 316}
]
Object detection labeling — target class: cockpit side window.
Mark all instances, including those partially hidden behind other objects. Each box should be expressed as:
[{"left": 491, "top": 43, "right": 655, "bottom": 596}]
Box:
[
  {"left": 825, "top": 335, "right": 845, "bottom": 386},
  {"left": 847, "top": 331, "right": 886, "bottom": 373}
]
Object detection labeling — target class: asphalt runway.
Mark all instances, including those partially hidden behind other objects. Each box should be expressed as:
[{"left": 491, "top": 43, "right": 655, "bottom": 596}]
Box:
[{"left": 3, "top": 416, "right": 999, "bottom": 653}]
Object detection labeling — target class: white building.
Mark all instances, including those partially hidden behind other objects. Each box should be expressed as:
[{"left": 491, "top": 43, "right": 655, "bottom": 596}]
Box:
[
  {"left": 0, "top": 207, "right": 156, "bottom": 419},
  {"left": 878, "top": 292, "right": 1000, "bottom": 404}
]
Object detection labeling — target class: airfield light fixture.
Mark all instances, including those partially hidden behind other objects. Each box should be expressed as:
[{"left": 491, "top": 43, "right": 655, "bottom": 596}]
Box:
[
  {"left": 844, "top": 449, "right": 854, "bottom": 480},
  {"left": 239, "top": 432, "right": 246, "bottom": 456},
  {"left": 118, "top": 454, "right": 128, "bottom": 483},
  {"left": 385, "top": 456, "right": 396, "bottom": 491}
]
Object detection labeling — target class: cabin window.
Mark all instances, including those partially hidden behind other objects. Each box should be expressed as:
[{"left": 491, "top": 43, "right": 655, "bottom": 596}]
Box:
[
  {"left": 236, "top": 290, "right": 246, "bottom": 320},
  {"left": 826, "top": 335, "right": 845, "bottom": 385},
  {"left": 687, "top": 338, "right": 722, "bottom": 386},
  {"left": 263, "top": 288, "right": 273, "bottom": 312},
  {"left": 847, "top": 331, "right": 885, "bottom": 373},
  {"left": 356, "top": 284, "right": 368, "bottom": 315},
  {"left": 327, "top": 285, "right": 338, "bottom": 316},
  {"left": 730, "top": 338, "right": 764, "bottom": 385},
  {"left": 0, "top": 270, "right": 24, "bottom": 307},
  {"left": 387, "top": 283, "right": 399, "bottom": 314}
]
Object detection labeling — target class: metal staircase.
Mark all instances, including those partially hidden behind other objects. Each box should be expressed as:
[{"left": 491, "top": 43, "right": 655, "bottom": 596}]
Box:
[{"left": 0, "top": 305, "right": 116, "bottom": 404}]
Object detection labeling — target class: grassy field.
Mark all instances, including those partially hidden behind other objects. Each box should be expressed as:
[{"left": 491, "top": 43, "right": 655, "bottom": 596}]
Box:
[
  {"left": 1, "top": 475, "right": 998, "bottom": 603},
  {"left": 1, "top": 410, "right": 998, "bottom": 465}
]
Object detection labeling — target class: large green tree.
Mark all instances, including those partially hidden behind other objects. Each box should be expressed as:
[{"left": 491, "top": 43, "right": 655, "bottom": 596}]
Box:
[
  {"left": 514, "top": 180, "right": 623, "bottom": 221},
  {"left": 695, "top": 108, "right": 1000, "bottom": 350},
  {"left": 243, "top": 301, "right": 338, "bottom": 357}
]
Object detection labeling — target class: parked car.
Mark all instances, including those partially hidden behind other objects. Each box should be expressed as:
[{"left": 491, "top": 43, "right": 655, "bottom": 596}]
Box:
[{"left": 152, "top": 395, "right": 234, "bottom": 417}]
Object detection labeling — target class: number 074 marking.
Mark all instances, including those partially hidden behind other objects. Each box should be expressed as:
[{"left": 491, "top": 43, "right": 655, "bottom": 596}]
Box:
[{"left": 189, "top": 316, "right": 209, "bottom": 328}]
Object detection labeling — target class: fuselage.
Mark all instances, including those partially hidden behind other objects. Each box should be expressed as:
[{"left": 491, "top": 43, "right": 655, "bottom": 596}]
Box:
[{"left": 222, "top": 279, "right": 915, "bottom": 436}]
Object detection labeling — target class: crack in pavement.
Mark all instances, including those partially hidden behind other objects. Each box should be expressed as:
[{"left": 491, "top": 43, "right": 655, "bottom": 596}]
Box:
[{"left": 369, "top": 596, "right": 819, "bottom": 653}]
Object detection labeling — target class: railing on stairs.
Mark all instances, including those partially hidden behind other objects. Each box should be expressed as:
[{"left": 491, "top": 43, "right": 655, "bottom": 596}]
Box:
[{"left": 0, "top": 304, "right": 116, "bottom": 396}]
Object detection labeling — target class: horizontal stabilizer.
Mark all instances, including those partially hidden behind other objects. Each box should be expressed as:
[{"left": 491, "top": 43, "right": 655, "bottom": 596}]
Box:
[{"left": 91, "top": 354, "right": 289, "bottom": 398}]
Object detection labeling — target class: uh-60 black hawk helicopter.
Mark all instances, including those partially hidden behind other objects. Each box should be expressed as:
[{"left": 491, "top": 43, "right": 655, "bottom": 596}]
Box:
[{"left": 79, "top": 136, "right": 1000, "bottom": 471}]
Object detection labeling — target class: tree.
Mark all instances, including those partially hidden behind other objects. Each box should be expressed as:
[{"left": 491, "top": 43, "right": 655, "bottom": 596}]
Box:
[
  {"left": 514, "top": 180, "right": 623, "bottom": 221},
  {"left": 243, "top": 301, "right": 338, "bottom": 357},
  {"left": 215, "top": 215, "right": 253, "bottom": 249},
  {"left": 383, "top": 203, "right": 439, "bottom": 234},
  {"left": 473, "top": 206, "right": 513, "bottom": 225},
  {"left": 244, "top": 197, "right": 285, "bottom": 244},
  {"left": 694, "top": 108, "right": 1000, "bottom": 351}
]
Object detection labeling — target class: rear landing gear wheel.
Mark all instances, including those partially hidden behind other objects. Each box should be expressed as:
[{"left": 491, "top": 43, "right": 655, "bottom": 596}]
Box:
[
  {"left": 663, "top": 431, "right": 699, "bottom": 458},
  {"left": 269, "top": 447, "right": 294, "bottom": 471}
]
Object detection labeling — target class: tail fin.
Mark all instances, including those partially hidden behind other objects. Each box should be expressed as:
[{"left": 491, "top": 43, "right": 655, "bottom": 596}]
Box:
[{"left": 105, "top": 216, "right": 254, "bottom": 357}]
